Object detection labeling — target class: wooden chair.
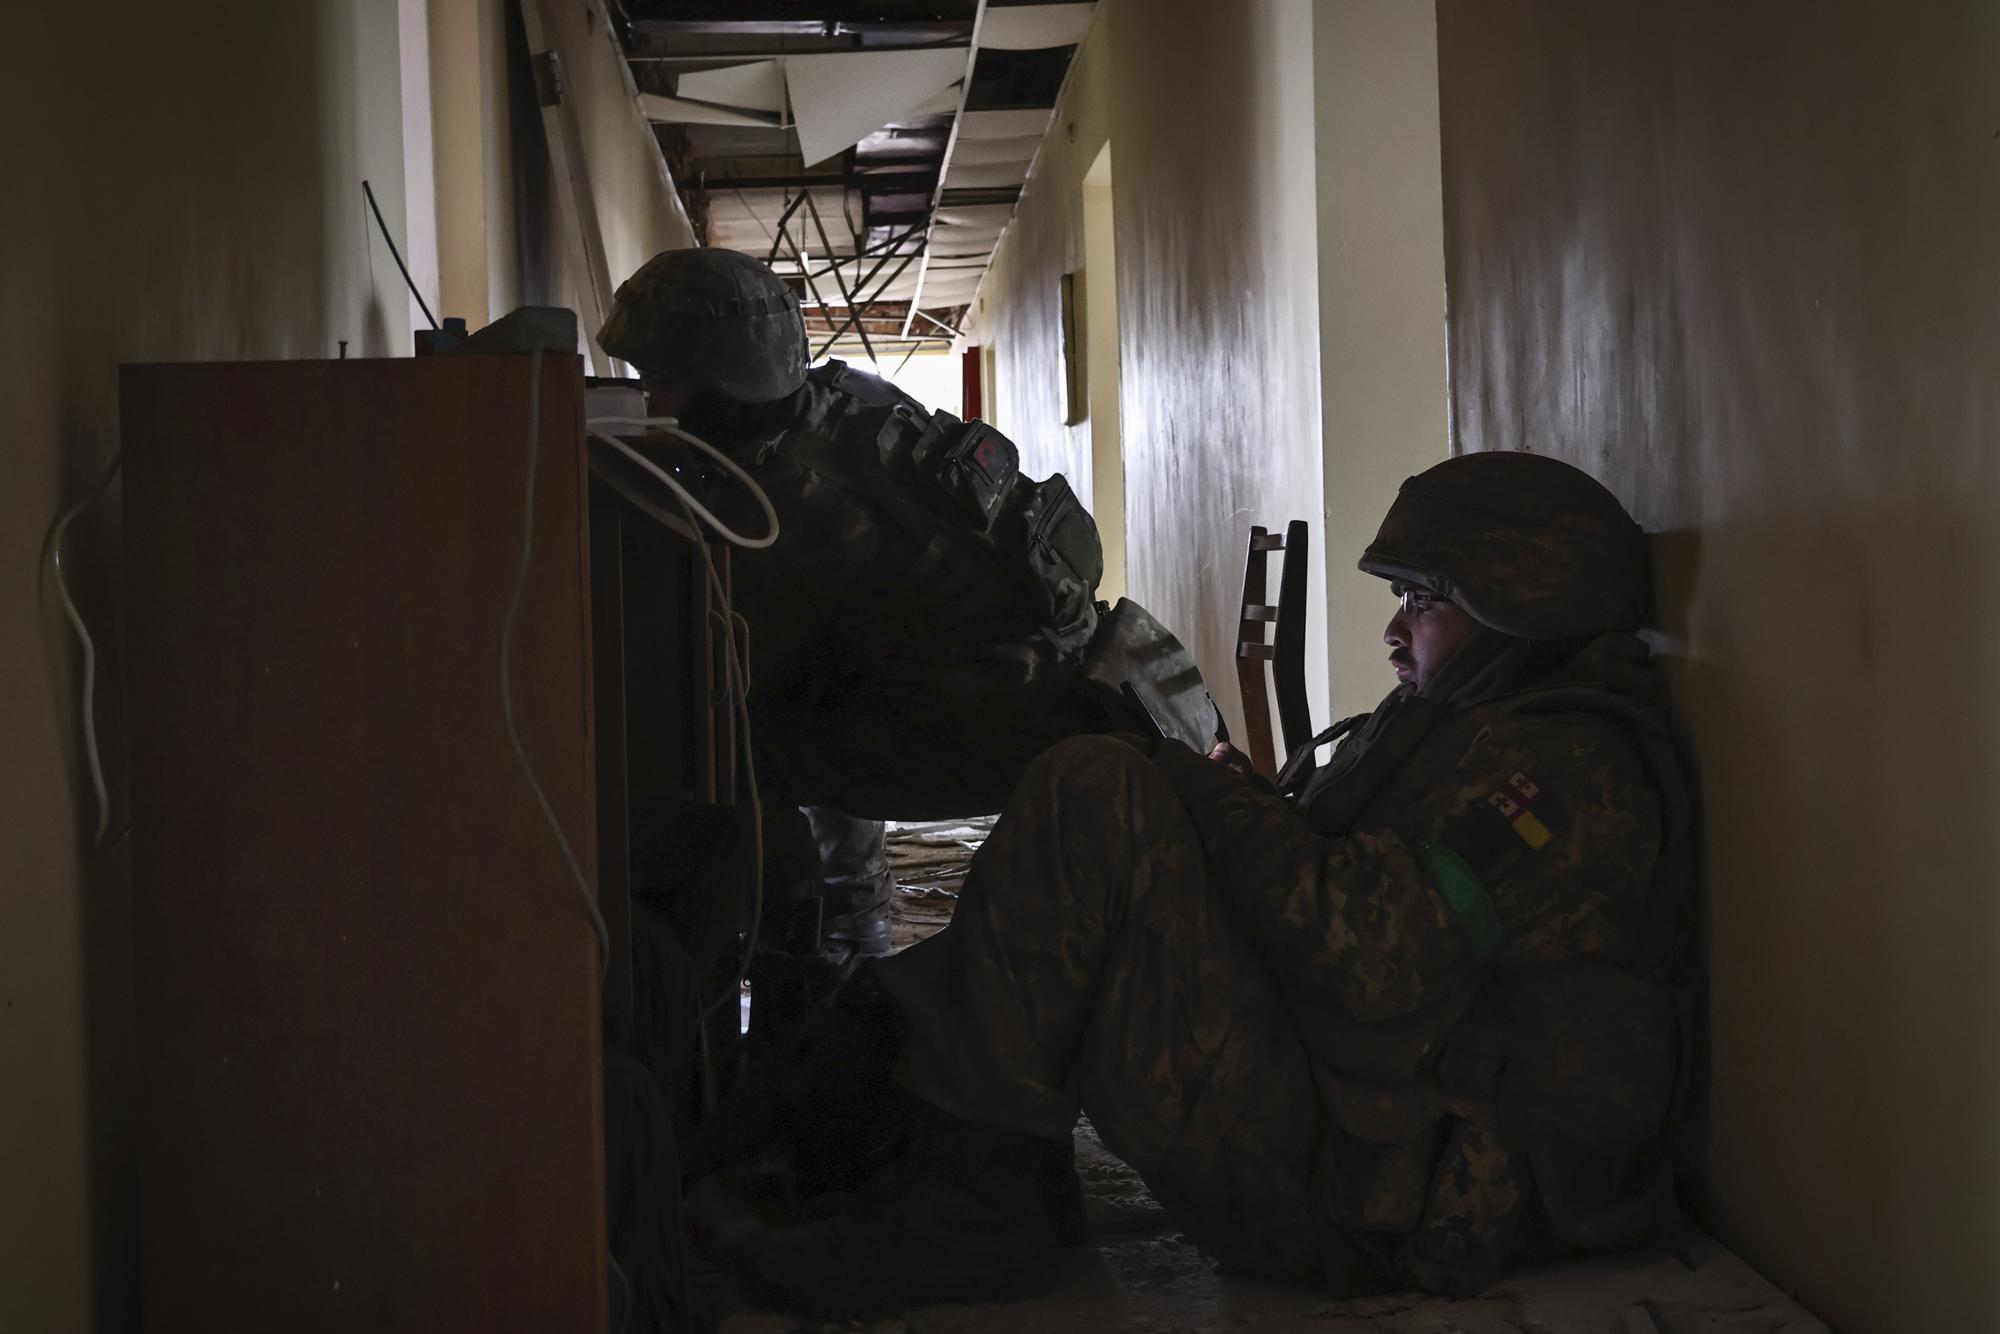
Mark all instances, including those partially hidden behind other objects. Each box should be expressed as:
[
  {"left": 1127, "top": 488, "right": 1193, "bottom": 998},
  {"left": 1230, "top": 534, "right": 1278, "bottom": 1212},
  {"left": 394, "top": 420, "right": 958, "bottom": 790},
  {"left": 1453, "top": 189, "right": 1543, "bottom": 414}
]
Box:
[{"left": 1235, "top": 520, "right": 1314, "bottom": 778}]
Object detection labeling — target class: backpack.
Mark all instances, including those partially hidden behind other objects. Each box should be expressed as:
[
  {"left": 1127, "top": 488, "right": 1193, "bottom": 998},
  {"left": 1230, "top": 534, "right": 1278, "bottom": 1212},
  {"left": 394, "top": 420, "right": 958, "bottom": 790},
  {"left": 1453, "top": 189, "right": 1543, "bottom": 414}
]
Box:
[{"left": 783, "top": 361, "right": 1103, "bottom": 652}]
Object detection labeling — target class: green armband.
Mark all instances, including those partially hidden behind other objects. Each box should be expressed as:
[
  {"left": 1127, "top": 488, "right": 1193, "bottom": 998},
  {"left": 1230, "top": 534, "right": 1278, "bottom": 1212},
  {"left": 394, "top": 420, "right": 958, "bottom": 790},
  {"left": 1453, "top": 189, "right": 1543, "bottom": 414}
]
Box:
[{"left": 1416, "top": 841, "right": 1506, "bottom": 963}]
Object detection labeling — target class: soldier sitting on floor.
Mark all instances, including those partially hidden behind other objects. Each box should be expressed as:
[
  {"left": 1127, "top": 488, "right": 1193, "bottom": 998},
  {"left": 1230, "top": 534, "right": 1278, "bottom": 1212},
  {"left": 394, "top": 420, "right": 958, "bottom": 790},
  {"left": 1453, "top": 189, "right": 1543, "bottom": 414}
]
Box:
[{"left": 686, "top": 449, "right": 1697, "bottom": 1316}]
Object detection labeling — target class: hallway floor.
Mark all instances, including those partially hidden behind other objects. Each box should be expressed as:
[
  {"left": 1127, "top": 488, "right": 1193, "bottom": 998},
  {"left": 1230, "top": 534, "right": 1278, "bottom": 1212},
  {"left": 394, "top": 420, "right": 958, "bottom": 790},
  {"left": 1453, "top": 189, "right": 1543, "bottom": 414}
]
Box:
[{"left": 709, "top": 822, "right": 1828, "bottom": 1334}]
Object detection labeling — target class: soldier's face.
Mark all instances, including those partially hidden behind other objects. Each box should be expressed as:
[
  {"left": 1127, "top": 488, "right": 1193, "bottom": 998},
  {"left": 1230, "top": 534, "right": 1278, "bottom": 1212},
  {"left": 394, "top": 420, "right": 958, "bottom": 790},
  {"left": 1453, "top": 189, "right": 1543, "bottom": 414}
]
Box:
[
  {"left": 643, "top": 378, "right": 697, "bottom": 419},
  {"left": 1384, "top": 593, "right": 1476, "bottom": 689}
]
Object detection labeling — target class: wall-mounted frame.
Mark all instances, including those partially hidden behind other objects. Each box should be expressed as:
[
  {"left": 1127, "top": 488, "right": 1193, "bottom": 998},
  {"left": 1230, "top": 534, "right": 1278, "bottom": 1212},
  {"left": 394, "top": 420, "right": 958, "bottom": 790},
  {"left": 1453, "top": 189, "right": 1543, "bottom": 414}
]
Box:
[{"left": 1059, "top": 270, "right": 1085, "bottom": 426}]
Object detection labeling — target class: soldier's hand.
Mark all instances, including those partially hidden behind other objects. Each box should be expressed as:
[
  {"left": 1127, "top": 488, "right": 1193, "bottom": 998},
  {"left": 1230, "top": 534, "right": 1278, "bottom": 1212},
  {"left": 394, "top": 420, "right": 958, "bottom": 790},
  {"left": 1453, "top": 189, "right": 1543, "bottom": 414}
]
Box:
[{"left": 1207, "top": 741, "right": 1257, "bottom": 777}]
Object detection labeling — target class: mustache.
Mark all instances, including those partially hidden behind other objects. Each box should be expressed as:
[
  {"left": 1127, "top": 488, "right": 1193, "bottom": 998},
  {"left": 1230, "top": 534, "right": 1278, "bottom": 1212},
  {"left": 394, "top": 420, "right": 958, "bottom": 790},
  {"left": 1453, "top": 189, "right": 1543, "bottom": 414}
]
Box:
[{"left": 1389, "top": 648, "right": 1415, "bottom": 667}]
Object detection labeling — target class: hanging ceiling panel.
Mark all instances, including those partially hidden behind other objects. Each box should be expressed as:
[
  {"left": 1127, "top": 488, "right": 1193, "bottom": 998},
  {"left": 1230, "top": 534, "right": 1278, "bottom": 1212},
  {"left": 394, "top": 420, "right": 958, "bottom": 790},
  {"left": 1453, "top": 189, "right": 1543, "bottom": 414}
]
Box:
[
  {"left": 954, "top": 106, "right": 1059, "bottom": 139},
  {"left": 948, "top": 133, "right": 1043, "bottom": 165},
  {"left": 674, "top": 59, "right": 787, "bottom": 112},
  {"left": 944, "top": 159, "right": 1030, "bottom": 189},
  {"left": 609, "top": 0, "right": 1097, "bottom": 361}
]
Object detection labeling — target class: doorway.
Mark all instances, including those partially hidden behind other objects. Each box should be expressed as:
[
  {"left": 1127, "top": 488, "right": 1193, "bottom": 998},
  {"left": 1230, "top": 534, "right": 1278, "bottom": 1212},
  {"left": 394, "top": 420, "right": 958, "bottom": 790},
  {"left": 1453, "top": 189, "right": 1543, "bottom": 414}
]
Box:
[{"left": 1082, "top": 141, "right": 1126, "bottom": 605}]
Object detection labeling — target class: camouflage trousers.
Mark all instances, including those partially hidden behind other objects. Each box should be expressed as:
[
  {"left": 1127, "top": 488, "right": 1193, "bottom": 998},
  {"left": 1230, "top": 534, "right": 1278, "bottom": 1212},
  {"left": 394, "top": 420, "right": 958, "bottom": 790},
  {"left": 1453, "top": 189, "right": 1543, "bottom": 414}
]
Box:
[{"left": 876, "top": 735, "right": 1371, "bottom": 1287}]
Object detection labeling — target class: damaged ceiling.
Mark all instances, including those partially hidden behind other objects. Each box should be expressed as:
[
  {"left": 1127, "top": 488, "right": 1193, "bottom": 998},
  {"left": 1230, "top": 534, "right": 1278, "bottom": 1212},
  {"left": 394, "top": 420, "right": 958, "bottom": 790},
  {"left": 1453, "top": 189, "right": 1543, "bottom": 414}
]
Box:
[{"left": 607, "top": 1, "right": 1095, "bottom": 365}]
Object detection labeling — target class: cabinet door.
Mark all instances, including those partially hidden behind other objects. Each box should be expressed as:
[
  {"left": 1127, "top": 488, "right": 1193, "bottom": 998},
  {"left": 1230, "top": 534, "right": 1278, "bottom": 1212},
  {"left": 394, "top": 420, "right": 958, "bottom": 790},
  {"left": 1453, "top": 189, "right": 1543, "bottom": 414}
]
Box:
[{"left": 122, "top": 354, "right": 606, "bottom": 1333}]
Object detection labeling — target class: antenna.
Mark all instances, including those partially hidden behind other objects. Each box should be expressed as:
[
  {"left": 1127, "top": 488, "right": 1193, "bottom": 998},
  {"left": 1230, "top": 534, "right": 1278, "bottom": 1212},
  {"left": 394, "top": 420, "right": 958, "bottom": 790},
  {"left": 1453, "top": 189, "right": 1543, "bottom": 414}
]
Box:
[{"left": 362, "top": 179, "right": 440, "bottom": 331}]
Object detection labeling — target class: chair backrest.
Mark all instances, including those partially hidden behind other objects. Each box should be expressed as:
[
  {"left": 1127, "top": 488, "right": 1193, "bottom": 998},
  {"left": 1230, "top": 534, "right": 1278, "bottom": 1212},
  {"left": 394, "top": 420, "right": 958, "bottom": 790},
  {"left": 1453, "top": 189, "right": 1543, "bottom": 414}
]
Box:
[{"left": 1235, "top": 520, "right": 1313, "bottom": 778}]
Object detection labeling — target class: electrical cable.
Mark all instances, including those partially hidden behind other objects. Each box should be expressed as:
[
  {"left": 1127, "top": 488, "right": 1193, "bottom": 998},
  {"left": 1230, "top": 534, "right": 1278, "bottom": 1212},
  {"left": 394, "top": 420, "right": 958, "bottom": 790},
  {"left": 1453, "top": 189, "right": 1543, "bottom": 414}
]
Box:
[
  {"left": 502, "top": 348, "right": 612, "bottom": 972},
  {"left": 584, "top": 410, "right": 770, "bottom": 1048},
  {"left": 41, "top": 450, "right": 124, "bottom": 850},
  {"left": 584, "top": 416, "right": 779, "bottom": 550},
  {"left": 586, "top": 414, "right": 770, "bottom": 1082},
  {"left": 703, "top": 602, "right": 762, "bottom": 1027},
  {"left": 655, "top": 470, "right": 764, "bottom": 1025},
  {"left": 361, "top": 178, "right": 440, "bottom": 332},
  {"left": 609, "top": 1253, "right": 632, "bottom": 1334},
  {"left": 569, "top": 420, "right": 721, "bottom": 1334},
  {"left": 582, "top": 412, "right": 770, "bottom": 1018}
]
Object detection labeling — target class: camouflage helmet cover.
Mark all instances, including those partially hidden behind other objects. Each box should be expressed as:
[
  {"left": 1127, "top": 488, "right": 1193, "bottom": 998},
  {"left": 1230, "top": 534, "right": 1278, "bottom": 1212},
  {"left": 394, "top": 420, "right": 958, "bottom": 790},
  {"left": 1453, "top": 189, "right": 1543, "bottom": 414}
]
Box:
[
  {"left": 598, "top": 247, "right": 809, "bottom": 404},
  {"left": 1359, "top": 451, "right": 1650, "bottom": 640}
]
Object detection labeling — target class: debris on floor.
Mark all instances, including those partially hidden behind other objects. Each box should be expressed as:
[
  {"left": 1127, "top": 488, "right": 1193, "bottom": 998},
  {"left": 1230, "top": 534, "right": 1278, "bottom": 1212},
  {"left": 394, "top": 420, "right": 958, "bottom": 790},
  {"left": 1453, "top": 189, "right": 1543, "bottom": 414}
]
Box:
[{"left": 884, "top": 817, "right": 993, "bottom": 951}]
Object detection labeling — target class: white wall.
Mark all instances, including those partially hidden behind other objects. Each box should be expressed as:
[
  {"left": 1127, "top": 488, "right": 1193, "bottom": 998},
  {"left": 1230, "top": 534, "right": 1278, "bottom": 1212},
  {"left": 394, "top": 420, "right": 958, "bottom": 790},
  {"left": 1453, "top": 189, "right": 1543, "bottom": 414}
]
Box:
[
  {"left": 1312, "top": 0, "right": 1451, "bottom": 722},
  {"left": 970, "top": 0, "right": 1458, "bottom": 742},
  {"left": 971, "top": 0, "right": 1328, "bottom": 742},
  {"left": 430, "top": 0, "right": 696, "bottom": 331}
]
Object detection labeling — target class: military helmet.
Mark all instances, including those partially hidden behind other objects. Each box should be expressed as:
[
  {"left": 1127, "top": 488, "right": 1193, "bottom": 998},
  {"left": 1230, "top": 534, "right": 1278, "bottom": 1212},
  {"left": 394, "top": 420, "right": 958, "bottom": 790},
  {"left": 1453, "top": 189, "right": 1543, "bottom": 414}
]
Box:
[
  {"left": 1359, "top": 451, "right": 1650, "bottom": 640},
  {"left": 598, "top": 248, "right": 809, "bottom": 404}
]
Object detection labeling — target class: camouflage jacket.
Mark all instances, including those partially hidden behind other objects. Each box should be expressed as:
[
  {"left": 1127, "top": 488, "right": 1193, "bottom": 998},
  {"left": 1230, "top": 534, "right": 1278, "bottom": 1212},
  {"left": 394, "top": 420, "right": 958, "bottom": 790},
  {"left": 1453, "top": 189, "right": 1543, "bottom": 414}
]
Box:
[
  {"left": 1147, "top": 634, "right": 1692, "bottom": 1293},
  {"left": 719, "top": 361, "right": 1101, "bottom": 684},
  {"left": 700, "top": 364, "right": 1107, "bottom": 814}
]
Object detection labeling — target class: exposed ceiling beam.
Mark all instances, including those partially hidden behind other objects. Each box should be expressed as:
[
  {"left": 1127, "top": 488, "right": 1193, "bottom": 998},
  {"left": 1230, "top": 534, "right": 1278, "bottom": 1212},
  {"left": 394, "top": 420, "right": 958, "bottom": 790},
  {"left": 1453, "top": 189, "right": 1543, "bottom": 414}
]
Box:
[
  {"left": 609, "top": 1, "right": 1089, "bottom": 356},
  {"left": 912, "top": 308, "right": 963, "bottom": 339},
  {"left": 811, "top": 227, "right": 928, "bottom": 358},
  {"left": 701, "top": 171, "right": 937, "bottom": 192},
  {"left": 938, "top": 185, "right": 1022, "bottom": 208},
  {"left": 630, "top": 19, "right": 971, "bottom": 40},
  {"left": 802, "top": 190, "right": 879, "bottom": 364}
]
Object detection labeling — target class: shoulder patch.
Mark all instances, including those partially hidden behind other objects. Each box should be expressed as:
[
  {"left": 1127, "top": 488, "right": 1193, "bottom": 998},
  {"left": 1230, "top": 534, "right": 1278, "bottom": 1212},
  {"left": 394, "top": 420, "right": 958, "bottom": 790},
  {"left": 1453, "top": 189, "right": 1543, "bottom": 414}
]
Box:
[
  {"left": 1433, "top": 768, "right": 1571, "bottom": 890},
  {"left": 1484, "top": 769, "right": 1572, "bottom": 852}
]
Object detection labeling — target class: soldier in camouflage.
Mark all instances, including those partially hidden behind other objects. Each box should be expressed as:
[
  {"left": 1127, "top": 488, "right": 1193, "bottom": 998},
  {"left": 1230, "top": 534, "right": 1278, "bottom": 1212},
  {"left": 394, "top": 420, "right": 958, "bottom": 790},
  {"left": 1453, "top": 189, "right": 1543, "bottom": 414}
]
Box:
[
  {"left": 687, "top": 449, "right": 1696, "bottom": 1314},
  {"left": 598, "top": 248, "right": 1193, "bottom": 1040}
]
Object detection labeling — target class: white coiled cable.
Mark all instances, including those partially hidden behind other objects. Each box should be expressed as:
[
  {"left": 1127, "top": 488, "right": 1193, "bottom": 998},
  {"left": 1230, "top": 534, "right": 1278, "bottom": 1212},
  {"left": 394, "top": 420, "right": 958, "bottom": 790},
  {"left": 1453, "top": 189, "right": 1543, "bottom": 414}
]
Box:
[
  {"left": 584, "top": 415, "right": 778, "bottom": 550},
  {"left": 586, "top": 411, "right": 771, "bottom": 1048},
  {"left": 42, "top": 452, "right": 123, "bottom": 850}
]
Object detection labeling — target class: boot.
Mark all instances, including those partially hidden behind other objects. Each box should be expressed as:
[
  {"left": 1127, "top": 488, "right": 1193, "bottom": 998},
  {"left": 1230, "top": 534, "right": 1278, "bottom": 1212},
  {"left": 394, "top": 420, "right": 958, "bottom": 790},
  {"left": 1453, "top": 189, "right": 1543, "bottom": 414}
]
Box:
[
  {"left": 688, "top": 1105, "right": 1072, "bottom": 1318},
  {"left": 823, "top": 895, "right": 893, "bottom": 960},
  {"left": 805, "top": 808, "right": 895, "bottom": 962}
]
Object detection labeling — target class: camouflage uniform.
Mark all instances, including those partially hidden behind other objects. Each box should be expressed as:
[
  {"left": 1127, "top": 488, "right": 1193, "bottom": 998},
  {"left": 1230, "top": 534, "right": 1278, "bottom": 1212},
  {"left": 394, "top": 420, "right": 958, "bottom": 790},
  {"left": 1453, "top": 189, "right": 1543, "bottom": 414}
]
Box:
[
  {"left": 720, "top": 363, "right": 1107, "bottom": 821},
  {"left": 711, "top": 358, "right": 1124, "bottom": 980},
  {"left": 601, "top": 250, "right": 1124, "bottom": 962},
  {"left": 876, "top": 453, "right": 1694, "bottom": 1296}
]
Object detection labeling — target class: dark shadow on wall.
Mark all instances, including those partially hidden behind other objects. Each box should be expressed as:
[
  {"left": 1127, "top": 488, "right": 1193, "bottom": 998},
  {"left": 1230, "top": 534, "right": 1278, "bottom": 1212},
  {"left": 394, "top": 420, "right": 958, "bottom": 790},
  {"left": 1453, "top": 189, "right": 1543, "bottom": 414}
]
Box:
[
  {"left": 60, "top": 0, "right": 572, "bottom": 1315},
  {"left": 505, "top": 0, "right": 556, "bottom": 311},
  {"left": 1644, "top": 526, "right": 1711, "bottom": 1227},
  {"left": 42, "top": 4, "right": 338, "bottom": 1326},
  {"left": 51, "top": 388, "right": 140, "bottom": 1334},
  {"left": 34, "top": 376, "right": 142, "bottom": 1334}
]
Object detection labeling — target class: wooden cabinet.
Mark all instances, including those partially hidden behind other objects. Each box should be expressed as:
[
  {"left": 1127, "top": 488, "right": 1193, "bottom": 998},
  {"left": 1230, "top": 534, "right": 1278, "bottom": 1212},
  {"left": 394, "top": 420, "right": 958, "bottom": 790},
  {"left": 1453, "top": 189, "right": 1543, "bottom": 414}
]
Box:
[{"left": 122, "top": 354, "right": 620, "bottom": 1331}]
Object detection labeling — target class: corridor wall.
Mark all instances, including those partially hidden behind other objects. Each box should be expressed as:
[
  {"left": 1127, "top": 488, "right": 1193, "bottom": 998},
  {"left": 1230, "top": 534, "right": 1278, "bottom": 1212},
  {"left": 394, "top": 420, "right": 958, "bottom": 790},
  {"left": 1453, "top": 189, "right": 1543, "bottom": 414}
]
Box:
[
  {"left": 1, "top": 2, "right": 692, "bottom": 1325},
  {"left": 968, "top": 0, "right": 1329, "bottom": 741},
  {"left": 1435, "top": 4, "right": 2000, "bottom": 1329}
]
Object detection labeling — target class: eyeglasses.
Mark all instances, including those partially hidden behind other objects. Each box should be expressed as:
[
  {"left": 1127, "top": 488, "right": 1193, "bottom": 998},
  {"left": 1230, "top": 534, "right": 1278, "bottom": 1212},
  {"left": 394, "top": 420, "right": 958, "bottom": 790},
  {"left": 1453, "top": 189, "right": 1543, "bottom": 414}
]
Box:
[{"left": 1394, "top": 586, "right": 1449, "bottom": 618}]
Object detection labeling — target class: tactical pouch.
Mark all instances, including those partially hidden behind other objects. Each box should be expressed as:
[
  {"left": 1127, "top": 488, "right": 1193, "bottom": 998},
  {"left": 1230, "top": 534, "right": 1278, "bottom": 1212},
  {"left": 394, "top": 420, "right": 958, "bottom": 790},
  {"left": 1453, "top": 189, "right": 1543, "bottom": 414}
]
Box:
[
  {"left": 921, "top": 420, "right": 1019, "bottom": 527},
  {"left": 826, "top": 361, "right": 905, "bottom": 408},
  {"left": 1018, "top": 474, "right": 1103, "bottom": 643},
  {"left": 1078, "top": 597, "right": 1222, "bottom": 752}
]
